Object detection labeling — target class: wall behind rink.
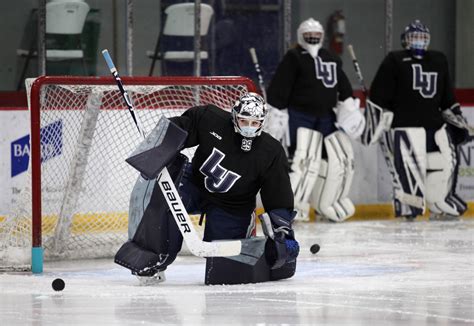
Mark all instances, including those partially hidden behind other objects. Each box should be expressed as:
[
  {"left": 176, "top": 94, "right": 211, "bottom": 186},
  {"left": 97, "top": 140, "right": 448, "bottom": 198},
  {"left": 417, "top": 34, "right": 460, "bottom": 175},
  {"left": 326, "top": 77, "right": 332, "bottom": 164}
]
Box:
[{"left": 1, "top": 107, "right": 473, "bottom": 217}]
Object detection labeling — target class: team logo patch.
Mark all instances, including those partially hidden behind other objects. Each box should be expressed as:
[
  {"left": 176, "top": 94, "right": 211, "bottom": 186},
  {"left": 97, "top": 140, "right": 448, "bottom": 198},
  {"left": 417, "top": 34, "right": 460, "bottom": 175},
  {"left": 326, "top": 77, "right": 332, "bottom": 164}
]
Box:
[
  {"left": 314, "top": 56, "right": 337, "bottom": 88},
  {"left": 199, "top": 148, "right": 241, "bottom": 193},
  {"left": 412, "top": 64, "right": 437, "bottom": 98}
]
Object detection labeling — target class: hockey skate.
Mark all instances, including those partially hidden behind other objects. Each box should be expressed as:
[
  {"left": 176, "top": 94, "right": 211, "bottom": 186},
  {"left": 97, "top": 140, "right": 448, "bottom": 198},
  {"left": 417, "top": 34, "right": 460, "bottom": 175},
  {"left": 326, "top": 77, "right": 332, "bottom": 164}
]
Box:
[
  {"left": 429, "top": 213, "right": 460, "bottom": 222},
  {"left": 395, "top": 215, "right": 417, "bottom": 222},
  {"left": 133, "top": 270, "right": 166, "bottom": 286}
]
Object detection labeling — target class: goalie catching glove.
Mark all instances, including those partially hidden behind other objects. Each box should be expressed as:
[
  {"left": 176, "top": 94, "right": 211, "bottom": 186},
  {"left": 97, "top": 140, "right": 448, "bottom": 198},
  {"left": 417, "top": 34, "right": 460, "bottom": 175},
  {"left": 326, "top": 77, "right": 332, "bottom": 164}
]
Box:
[
  {"left": 259, "top": 209, "right": 299, "bottom": 270},
  {"left": 442, "top": 103, "right": 474, "bottom": 145},
  {"left": 334, "top": 97, "right": 366, "bottom": 139},
  {"left": 264, "top": 104, "right": 290, "bottom": 147}
]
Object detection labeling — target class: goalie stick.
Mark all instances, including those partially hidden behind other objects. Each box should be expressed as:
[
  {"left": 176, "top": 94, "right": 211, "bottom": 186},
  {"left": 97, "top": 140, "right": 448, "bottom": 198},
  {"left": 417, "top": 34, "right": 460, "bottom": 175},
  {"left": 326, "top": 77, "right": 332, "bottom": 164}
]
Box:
[
  {"left": 249, "top": 47, "right": 266, "bottom": 100},
  {"left": 347, "top": 45, "right": 368, "bottom": 95},
  {"left": 101, "top": 49, "right": 242, "bottom": 257},
  {"left": 346, "top": 45, "right": 424, "bottom": 214}
]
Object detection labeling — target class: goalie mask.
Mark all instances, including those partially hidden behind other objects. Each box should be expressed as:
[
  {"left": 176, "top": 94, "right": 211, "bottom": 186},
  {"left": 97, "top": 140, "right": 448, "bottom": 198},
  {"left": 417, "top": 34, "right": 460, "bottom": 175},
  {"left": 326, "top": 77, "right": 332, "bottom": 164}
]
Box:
[
  {"left": 232, "top": 92, "right": 267, "bottom": 151},
  {"left": 401, "top": 20, "right": 430, "bottom": 59},
  {"left": 297, "top": 18, "right": 324, "bottom": 58}
]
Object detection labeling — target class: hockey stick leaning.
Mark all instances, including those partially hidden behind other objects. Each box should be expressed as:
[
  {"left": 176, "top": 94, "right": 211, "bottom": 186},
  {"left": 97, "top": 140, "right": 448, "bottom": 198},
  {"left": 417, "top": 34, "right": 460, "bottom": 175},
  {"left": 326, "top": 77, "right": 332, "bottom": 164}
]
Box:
[
  {"left": 347, "top": 45, "right": 368, "bottom": 95},
  {"left": 249, "top": 47, "right": 267, "bottom": 100},
  {"left": 101, "top": 49, "right": 242, "bottom": 257}
]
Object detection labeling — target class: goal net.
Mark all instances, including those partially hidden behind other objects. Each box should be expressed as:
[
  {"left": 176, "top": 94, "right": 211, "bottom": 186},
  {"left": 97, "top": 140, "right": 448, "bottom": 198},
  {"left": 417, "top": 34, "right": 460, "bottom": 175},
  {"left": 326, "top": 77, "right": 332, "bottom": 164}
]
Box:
[{"left": 0, "top": 76, "right": 256, "bottom": 272}]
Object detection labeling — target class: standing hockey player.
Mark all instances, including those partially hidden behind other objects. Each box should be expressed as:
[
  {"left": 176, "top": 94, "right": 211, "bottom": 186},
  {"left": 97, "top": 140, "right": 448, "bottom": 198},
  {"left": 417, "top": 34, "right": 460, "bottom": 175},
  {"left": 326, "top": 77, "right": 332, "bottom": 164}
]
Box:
[
  {"left": 265, "top": 18, "right": 365, "bottom": 222},
  {"left": 115, "top": 92, "right": 299, "bottom": 284},
  {"left": 369, "top": 20, "right": 470, "bottom": 220}
]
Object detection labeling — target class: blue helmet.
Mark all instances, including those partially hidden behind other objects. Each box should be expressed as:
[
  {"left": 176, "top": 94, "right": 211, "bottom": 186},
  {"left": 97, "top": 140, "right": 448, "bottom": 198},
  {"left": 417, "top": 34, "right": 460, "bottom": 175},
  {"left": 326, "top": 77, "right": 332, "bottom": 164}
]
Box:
[{"left": 401, "top": 20, "right": 430, "bottom": 59}]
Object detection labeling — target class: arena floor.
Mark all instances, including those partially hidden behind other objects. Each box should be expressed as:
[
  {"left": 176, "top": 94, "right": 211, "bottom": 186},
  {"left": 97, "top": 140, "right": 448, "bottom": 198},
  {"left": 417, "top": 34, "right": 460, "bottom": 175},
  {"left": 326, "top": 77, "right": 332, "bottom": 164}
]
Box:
[{"left": 1, "top": 219, "right": 473, "bottom": 325}]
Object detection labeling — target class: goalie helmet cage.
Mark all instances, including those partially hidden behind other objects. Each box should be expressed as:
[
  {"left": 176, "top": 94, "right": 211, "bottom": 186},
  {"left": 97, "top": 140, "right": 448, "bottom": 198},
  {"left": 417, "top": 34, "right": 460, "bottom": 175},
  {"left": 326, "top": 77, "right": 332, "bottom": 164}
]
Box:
[{"left": 0, "top": 75, "right": 257, "bottom": 273}]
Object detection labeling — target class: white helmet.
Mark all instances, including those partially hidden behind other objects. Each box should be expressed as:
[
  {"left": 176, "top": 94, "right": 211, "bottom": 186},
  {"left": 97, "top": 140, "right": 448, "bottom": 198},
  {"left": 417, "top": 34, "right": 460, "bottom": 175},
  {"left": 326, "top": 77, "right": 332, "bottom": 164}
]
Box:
[{"left": 297, "top": 18, "right": 324, "bottom": 58}]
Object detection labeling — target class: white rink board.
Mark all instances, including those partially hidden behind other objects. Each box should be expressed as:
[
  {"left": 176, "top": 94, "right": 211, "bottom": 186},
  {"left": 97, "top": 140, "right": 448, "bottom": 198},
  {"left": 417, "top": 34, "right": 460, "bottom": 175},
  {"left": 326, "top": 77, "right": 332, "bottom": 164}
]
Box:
[
  {"left": 0, "top": 110, "right": 30, "bottom": 217},
  {"left": 1, "top": 107, "right": 473, "bottom": 217}
]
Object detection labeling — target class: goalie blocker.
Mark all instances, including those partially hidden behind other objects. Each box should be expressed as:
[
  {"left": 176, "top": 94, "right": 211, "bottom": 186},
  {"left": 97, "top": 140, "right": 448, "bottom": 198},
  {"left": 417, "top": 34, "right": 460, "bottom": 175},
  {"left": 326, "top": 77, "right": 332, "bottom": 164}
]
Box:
[
  {"left": 115, "top": 117, "right": 298, "bottom": 285},
  {"left": 361, "top": 99, "right": 394, "bottom": 146}
]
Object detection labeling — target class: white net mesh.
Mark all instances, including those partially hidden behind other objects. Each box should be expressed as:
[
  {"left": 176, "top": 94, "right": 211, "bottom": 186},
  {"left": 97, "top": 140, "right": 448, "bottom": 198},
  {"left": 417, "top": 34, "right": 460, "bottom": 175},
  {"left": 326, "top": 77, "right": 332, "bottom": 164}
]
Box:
[{"left": 0, "top": 76, "right": 255, "bottom": 270}]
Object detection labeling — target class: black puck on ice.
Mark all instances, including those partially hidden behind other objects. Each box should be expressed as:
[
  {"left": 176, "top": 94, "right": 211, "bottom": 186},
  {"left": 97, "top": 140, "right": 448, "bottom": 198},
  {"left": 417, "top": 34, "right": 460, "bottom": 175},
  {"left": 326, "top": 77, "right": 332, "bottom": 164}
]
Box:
[
  {"left": 52, "top": 278, "right": 65, "bottom": 291},
  {"left": 310, "top": 244, "right": 320, "bottom": 254}
]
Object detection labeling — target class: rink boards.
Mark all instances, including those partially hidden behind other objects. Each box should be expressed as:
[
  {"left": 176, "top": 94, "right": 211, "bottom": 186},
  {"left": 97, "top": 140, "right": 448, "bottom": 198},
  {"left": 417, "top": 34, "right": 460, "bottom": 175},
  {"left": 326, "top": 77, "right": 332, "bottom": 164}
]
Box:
[{"left": 0, "top": 106, "right": 473, "bottom": 222}]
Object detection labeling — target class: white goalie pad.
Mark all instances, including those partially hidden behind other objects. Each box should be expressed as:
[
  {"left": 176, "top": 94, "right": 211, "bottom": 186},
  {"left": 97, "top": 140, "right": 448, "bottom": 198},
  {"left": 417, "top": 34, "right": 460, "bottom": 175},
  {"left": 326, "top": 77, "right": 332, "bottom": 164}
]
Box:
[
  {"left": 426, "top": 125, "right": 461, "bottom": 216},
  {"left": 264, "top": 104, "right": 290, "bottom": 147},
  {"left": 334, "top": 97, "right": 366, "bottom": 139},
  {"left": 310, "top": 131, "right": 356, "bottom": 222},
  {"left": 391, "top": 128, "right": 427, "bottom": 216},
  {"left": 361, "top": 99, "right": 394, "bottom": 146},
  {"left": 289, "top": 127, "right": 323, "bottom": 221}
]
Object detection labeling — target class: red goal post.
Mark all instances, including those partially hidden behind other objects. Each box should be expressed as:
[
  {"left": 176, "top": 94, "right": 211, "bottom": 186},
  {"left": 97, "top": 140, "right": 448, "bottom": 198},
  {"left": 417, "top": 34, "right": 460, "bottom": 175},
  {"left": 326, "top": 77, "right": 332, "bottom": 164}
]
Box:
[{"left": 1, "top": 75, "right": 257, "bottom": 273}]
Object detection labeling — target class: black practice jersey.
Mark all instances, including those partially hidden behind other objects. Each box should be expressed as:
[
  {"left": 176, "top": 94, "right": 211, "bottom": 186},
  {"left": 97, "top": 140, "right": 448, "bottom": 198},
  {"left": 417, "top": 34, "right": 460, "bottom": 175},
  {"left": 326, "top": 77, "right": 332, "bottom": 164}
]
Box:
[
  {"left": 266, "top": 46, "right": 353, "bottom": 117},
  {"left": 170, "top": 105, "right": 294, "bottom": 217},
  {"left": 370, "top": 50, "right": 456, "bottom": 129}
]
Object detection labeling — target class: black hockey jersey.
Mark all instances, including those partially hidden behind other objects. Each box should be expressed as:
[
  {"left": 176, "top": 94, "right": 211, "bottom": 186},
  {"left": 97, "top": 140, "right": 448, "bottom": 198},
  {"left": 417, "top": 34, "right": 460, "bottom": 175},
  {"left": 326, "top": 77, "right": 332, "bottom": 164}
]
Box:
[
  {"left": 170, "top": 105, "right": 294, "bottom": 217},
  {"left": 370, "top": 50, "right": 456, "bottom": 129},
  {"left": 266, "top": 46, "right": 353, "bottom": 117}
]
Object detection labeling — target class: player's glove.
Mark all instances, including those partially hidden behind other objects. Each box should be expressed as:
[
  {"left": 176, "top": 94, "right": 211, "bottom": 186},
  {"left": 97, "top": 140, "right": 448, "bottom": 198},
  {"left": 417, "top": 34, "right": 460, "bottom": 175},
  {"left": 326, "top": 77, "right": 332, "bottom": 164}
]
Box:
[
  {"left": 264, "top": 104, "right": 290, "bottom": 148},
  {"left": 259, "top": 209, "right": 299, "bottom": 270},
  {"left": 442, "top": 103, "right": 474, "bottom": 145},
  {"left": 334, "top": 97, "right": 366, "bottom": 139}
]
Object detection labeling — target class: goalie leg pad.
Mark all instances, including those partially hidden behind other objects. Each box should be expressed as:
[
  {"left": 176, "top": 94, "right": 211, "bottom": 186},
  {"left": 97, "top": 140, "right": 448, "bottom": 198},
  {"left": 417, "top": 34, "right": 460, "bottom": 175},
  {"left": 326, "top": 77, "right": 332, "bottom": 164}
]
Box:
[
  {"left": 205, "top": 237, "right": 271, "bottom": 285},
  {"left": 289, "top": 127, "right": 323, "bottom": 221},
  {"left": 448, "top": 144, "right": 468, "bottom": 214},
  {"left": 128, "top": 176, "right": 155, "bottom": 239},
  {"left": 310, "top": 131, "right": 355, "bottom": 222},
  {"left": 115, "top": 154, "right": 188, "bottom": 276},
  {"left": 205, "top": 234, "right": 298, "bottom": 285},
  {"left": 392, "top": 128, "right": 427, "bottom": 217},
  {"left": 426, "top": 125, "right": 462, "bottom": 216}
]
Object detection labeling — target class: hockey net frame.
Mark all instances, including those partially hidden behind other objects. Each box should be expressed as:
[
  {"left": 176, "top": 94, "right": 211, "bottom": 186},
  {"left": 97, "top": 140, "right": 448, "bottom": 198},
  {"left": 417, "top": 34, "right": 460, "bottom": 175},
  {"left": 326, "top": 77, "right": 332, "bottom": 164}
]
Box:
[{"left": 0, "top": 75, "right": 257, "bottom": 272}]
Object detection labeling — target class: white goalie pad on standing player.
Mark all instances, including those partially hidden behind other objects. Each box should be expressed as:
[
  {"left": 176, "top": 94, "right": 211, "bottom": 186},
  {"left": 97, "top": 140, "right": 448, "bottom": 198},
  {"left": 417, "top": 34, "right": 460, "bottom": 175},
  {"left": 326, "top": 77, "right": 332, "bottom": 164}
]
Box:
[
  {"left": 425, "top": 124, "right": 462, "bottom": 216},
  {"left": 391, "top": 128, "right": 427, "bottom": 216},
  {"left": 334, "top": 97, "right": 366, "bottom": 139},
  {"left": 264, "top": 104, "right": 290, "bottom": 148},
  {"left": 310, "top": 131, "right": 356, "bottom": 222},
  {"left": 289, "top": 127, "right": 323, "bottom": 221},
  {"left": 361, "top": 99, "right": 394, "bottom": 146}
]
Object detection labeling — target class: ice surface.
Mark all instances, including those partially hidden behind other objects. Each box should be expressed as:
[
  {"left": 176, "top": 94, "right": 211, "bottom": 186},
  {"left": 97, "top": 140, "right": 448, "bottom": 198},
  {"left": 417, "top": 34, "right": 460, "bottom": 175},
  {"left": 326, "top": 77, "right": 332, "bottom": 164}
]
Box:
[{"left": 1, "top": 219, "right": 473, "bottom": 325}]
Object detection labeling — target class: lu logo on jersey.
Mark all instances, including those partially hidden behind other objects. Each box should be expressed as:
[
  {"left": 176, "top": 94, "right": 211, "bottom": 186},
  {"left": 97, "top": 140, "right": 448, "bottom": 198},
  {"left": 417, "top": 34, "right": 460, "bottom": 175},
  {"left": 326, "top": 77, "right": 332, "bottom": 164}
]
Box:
[
  {"left": 314, "top": 56, "right": 337, "bottom": 88},
  {"left": 199, "top": 148, "right": 241, "bottom": 193},
  {"left": 412, "top": 64, "right": 438, "bottom": 98}
]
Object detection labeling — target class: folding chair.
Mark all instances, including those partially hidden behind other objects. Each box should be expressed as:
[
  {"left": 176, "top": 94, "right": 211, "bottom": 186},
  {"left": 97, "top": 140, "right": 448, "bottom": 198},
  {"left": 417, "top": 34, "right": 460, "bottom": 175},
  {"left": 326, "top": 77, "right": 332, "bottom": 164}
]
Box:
[
  {"left": 147, "top": 3, "right": 214, "bottom": 76},
  {"left": 17, "top": 0, "right": 90, "bottom": 89}
]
